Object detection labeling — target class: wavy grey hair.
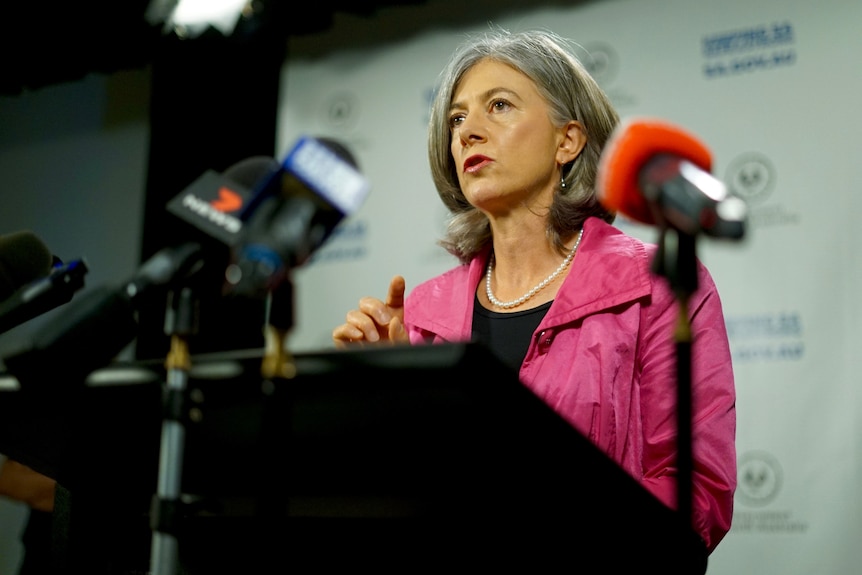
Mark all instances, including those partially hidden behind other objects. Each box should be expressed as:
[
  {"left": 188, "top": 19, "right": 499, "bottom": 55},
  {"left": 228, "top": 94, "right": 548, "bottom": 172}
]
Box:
[{"left": 428, "top": 27, "right": 619, "bottom": 264}]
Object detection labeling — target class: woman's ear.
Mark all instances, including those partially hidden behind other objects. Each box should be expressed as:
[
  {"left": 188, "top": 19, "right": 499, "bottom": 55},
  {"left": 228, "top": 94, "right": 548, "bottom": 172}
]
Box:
[{"left": 557, "top": 120, "right": 587, "bottom": 165}]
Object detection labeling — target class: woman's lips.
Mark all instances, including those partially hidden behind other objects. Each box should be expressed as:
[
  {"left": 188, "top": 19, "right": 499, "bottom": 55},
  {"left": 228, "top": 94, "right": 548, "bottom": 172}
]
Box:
[{"left": 463, "top": 155, "right": 492, "bottom": 174}]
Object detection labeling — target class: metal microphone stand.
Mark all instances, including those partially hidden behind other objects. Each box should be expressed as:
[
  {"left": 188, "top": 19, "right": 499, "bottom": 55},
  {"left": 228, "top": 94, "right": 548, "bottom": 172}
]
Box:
[
  {"left": 149, "top": 284, "right": 199, "bottom": 575},
  {"left": 651, "top": 226, "right": 698, "bottom": 532},
  {"left": 255, "top": 279, "right": 296, "bottom": 522},
  {"left": 261, "top": 278, "right": 296, "bottom": 382}
]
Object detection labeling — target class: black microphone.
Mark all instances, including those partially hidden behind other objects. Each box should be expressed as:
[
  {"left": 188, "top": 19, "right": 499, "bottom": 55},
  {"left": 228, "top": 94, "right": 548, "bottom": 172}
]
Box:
[
  {"left": 227, "top": 136, "right": 371, "bottom": 297},
  {"left": 0, "top": 231, "right": 55, "bottom": 303},
  {"left": 120, "top": 242, "right": 205, "bottom": 302},
  {"left": 166, "top": 156, "right": 282, "bottom": 249},
  {"left": 596, "top": 117, "right": 747, "bottom": 239},
  {"left": 2, "top": 243, "right": 204, "bottom": 387},
  {"left": 0, "top": 258, "right": 88, "bottom": 335}
]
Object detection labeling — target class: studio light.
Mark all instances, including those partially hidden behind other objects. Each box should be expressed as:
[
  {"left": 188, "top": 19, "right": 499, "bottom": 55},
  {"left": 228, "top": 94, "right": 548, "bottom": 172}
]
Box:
[{"left": 146, "top": 0, "right": 254, "bottom": 38}]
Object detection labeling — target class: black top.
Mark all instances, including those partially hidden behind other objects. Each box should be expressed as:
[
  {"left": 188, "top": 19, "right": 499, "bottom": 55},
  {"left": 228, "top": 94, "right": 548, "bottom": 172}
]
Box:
[{"left": 471, "top": 292, "right": 552, "bottom": 373}]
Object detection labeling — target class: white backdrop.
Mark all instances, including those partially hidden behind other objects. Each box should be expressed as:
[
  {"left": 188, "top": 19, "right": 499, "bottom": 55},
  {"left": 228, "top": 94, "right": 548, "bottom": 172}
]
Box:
[
  {"left": 276, "top": 0, "right": 862, "bottom": 572},
  {"left": 0, "top": 0, "right": 859, "bottom": 572}
]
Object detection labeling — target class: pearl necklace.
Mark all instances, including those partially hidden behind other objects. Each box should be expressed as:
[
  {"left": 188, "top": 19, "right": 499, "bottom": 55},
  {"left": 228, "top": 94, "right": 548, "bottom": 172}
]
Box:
[{"left": 485, "top": 228, "right": 584, "bottom": 310}]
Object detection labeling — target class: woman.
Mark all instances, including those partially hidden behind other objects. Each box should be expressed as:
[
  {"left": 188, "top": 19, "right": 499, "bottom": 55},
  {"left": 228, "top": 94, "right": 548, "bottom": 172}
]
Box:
[{"left": 332, "top": 27, "right": 736, "bottom": 553}]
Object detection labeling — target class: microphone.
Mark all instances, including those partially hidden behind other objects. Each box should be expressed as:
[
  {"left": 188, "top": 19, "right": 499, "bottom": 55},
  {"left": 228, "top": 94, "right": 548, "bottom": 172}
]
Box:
[
  {"left": 0, "top": 231, "right": 55, "bottom": 302},
  {"left": 159, "top": 158, "right": 287, "bottom": 357},
  {"left": 227, "top": 136, "right": 371, "bottom": 297},
  {"left": 166, "top": 156, "right": 282, "bottom": 248},
  {"left": 0, "top": 259, "right": 88, "bottom": 335},
  {"left": 120, "top": 242, "right": 204, "bottom": 302},
  {"left": 596, "top": 117, "right": 747, "bottom": 239},
  {"left": 2, "top": 243, "right": 205, "bottom": 387}
]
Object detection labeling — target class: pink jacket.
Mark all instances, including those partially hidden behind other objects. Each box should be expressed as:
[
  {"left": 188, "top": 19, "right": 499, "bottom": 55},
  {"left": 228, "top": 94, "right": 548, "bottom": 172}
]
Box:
[{"left": 404, "top": 217, "right": 736, "bottom": 552}]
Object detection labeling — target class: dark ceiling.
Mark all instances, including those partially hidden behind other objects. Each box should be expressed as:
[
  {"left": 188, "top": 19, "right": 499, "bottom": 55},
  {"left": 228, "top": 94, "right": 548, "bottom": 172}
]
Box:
[{"left": 1, "top": 1, "right": 427, "bottom": 96}]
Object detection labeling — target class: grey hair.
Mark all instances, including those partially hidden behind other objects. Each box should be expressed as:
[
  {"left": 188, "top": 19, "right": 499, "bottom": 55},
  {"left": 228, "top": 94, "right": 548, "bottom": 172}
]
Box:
[{"left": 428, "top": 27, "right": 619, "bottom": 264}]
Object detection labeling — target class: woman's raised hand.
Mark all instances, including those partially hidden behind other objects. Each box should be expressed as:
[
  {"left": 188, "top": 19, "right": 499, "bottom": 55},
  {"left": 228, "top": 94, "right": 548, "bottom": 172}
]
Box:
[{"left": 332, "top": 275, "right": 408, "bottom": 347}]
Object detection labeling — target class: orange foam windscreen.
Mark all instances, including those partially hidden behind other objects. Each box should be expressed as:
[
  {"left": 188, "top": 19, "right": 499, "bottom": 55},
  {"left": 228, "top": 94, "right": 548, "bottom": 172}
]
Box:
[{"left": 596, "top": 117, "right": 713, "bottom": 225}]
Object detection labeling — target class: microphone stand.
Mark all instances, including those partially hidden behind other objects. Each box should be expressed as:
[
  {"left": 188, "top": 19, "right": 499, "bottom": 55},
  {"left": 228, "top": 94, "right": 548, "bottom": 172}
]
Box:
[
  {"left": 650, "top": 226, "right": 698, "bottom": 533},
  {"left": 256, "top": 278, "right": 296, "bottom": 523},
  {"left": 149, "top": 284, "right": 199, "bottom": 575},
  {"left": 261, "top": 278, "right": 297, "bottom": 382}
]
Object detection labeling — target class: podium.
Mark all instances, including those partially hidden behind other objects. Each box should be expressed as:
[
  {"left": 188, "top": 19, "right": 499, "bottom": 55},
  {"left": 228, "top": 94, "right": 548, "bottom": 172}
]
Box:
[{"left": 0, "top": 342, "right": 707, "bottom": 574}]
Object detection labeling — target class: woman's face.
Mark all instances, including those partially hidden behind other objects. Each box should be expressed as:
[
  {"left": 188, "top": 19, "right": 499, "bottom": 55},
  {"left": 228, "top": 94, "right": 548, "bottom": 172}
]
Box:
[{"left": 448, "top": 58, "right": 572, "bottom": 215}]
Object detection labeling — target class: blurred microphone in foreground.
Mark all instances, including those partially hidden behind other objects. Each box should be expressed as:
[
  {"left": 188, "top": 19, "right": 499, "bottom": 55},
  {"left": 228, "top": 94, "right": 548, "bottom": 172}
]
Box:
[
  {"left": 3, "top": 243, "right": 204, "bottom": 387},
  {"left": 596, "top": 116, "right": 747, "bottom": 239},
  {"left": 0, "top": 230, "right": 56, "bottom": 303},
  {"left": 227, "top": 136, "right": 371, "bottom": 298},
  {"left": 0, "top": 259, "right": 88, "bottom": 336},
  {"left": 166, "top": 156, "right": 281, "bottom": 254},
  {"left": 166, "top": 137, "right": 369, "bottom": 301},
  {"left": 0, "top": 230, "right": 89, "bottom": 336}
]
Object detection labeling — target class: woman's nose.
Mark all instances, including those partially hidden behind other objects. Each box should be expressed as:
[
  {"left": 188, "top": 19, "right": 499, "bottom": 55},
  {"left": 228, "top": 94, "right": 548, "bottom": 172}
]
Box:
[{"left": 457, "top": 113, "right": 487, "bottom": 146}]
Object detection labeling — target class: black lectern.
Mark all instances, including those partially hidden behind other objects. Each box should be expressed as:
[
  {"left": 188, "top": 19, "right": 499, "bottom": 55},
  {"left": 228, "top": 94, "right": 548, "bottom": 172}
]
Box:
[{"left": 0, "top": 343, "right": 707, "bottom": 574}]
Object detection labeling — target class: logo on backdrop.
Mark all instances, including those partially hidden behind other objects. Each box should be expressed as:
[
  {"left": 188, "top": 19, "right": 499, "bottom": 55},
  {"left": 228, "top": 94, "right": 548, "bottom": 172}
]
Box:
[
  {"left": 322, "top": 91, "right": 361, "bottom": 133},
  {"left": 571, "top": 40, "right": 636, "bottom": 110},
  {"left": 306, "top": 218, "right": 368, "bottom": 265},
  {"left": 575, "top": 42, "right": 619, "bottom": 86},
  {"left": 733, "top": 450, "right": 809, "bottom": 534},
  {"left": 725, "top": 311, "right": 804, "bottom": 363},
  {"left": 724, "top": 151, "right": 799, "bottom": 229},
  {"left": 726, "top": 152, "right": 774, "bottom": 205},
  {"left": 737, "top": 450, "right": 782, "bottom": 506},
  {"left": 702, "top": 21, "right": 796, "bottom": 79}
]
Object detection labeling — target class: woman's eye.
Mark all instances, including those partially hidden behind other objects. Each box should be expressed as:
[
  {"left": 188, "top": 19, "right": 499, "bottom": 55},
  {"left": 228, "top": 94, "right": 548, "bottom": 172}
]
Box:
[
  {"left": 449, "top": 115, "right": 464, "bottom": 128},
  {"left": 491, "top": 99, "right": 511, "bottom": 112}
]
